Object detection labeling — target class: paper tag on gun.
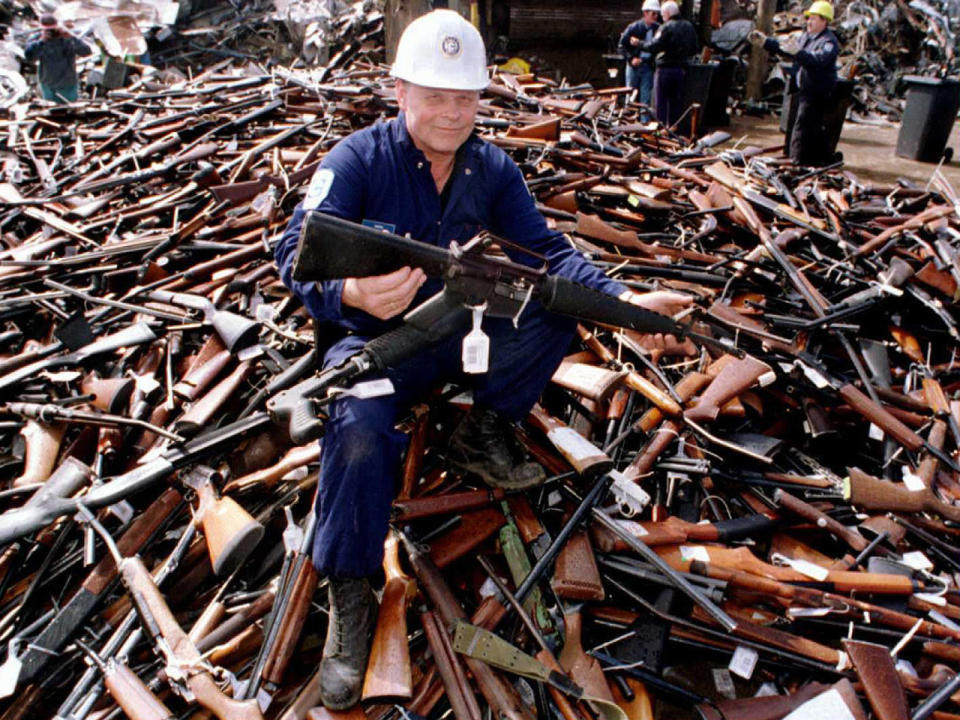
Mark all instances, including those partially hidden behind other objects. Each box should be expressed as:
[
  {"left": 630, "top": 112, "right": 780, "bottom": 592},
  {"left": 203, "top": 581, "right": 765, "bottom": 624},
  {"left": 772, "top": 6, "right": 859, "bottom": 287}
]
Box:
[
  {"left": 329, "top": 379, "right": 395, "bottom": 399},
  {"left": 462, "top": 304, "right": 489, "bottom": 374},
  {"left": 0, "top": 650, "right": 21, "bottom": 699}
]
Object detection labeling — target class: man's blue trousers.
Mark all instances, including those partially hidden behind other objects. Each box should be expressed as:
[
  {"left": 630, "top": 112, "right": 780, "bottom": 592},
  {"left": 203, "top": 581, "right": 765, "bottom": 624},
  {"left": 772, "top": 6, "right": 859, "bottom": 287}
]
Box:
[{"left": 312, "top": 304, "right": 576, "bottom": 577}]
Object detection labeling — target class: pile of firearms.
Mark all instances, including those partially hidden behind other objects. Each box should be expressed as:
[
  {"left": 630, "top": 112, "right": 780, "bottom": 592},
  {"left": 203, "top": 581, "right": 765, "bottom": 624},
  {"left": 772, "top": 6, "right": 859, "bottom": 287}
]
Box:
[{"left": 1, "top": 30, "right": 960, "bottom": 720}]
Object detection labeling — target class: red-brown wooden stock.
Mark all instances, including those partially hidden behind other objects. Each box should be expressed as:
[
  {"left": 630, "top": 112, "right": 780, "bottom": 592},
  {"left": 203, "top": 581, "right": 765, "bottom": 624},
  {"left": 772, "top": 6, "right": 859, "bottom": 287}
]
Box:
[{"left": 362, "top": 532, "right": 417, "bottom": 703}]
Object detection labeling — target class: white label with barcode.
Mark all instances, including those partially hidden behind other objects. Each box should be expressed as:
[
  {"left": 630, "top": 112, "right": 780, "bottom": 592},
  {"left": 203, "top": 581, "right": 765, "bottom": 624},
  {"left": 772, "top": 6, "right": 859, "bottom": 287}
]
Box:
[
  {"left": 729, "top": 645, "right": 759, "bottom": 679},
  {"left": 679, "top": 545, "right": 710, "bottom": 562},
  {"left": 712, "top": 668, "right": 736, "bottom": 699}
]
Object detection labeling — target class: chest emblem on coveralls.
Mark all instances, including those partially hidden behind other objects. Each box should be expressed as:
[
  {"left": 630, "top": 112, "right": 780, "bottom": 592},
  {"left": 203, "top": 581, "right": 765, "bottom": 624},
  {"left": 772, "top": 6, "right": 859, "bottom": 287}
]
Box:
[{"left": 441, "top": 36, "right": 462, "bottom": 57}]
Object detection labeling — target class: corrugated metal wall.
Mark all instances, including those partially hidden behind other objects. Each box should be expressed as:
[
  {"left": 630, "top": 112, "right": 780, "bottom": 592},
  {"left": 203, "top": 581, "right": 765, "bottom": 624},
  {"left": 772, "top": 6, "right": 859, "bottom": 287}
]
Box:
[{"left": 508, "top": 0, "right": 641, "bottom": 41}]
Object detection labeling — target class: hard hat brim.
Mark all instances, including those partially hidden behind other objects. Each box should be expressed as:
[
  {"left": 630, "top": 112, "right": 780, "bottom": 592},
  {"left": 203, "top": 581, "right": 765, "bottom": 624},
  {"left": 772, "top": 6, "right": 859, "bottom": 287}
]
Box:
[{"left": 390, "top": 67, "right": 489, "bottom": 92}]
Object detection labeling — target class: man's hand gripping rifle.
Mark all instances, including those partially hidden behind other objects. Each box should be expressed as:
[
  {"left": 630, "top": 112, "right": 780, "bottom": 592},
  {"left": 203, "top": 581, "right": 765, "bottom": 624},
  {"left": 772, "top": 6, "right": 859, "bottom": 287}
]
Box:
[{"left": 268, "top": 212, "right": 719, "bottom": 443}]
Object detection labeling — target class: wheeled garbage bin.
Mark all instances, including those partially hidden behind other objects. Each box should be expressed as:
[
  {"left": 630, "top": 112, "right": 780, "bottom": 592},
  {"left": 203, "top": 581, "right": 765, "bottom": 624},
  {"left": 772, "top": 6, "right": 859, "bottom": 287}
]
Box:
[{"left": 895, "top": 75, "right": 960, "bottom": 163}]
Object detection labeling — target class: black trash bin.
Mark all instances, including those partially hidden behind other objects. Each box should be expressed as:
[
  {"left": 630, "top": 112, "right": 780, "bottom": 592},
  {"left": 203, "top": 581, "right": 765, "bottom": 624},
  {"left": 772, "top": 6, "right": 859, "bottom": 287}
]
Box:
[
  {"left": 703, "top": 57, "right": 737, "bottom": 127},
  {"left": 781, "top": 77, "right": 854, "bottom": 158},
  {"left": 676, "top": 62, "right": 715, "bottom": 136},
  {"left": 895, "top": 75, "right": 960, "bottom": 163}
]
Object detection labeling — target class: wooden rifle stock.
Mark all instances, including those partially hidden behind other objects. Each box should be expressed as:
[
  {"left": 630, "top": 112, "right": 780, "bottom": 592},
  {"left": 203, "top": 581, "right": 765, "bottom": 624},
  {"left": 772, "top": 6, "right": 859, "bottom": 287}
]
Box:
[
  {"left": 837, "top": 384, "right": 925, "bottom": 452},
  {"left": 224, "top": 442, "right": 321, "bottom": 493},
  {"left": 688, "top": 605, "right": 842, "bottom": 666},
  {"left": 576, "top": 326, "right": 681, "bottom": 415},
  {"left": 391, "top": 487, "right": 506, "bottom": 522},
  {"left": 843, "top": 639, "right": 909, "bottom": 720},
  {"left": 261, "top": 559, "right": 319, "bottom": 686},
  {"left": 182, "top": 466, "right": 264, "bottom": 576},
  {"left": 657, "top": 544, "right": 918, "bottom": 594},
  {"left": 634, "top": 370, "right": 711, "bottom": 432},
  {"left": 688, "top": 561, "right": 960, "bottom": 642},
  {"left": 429, "top": 506, "right": 506, "bottom": 568},
  {"left": 81, "top": 374, "right": 135, "bottom": 413},
  {"left": 115, "top": 555, "right": 264, "bottom": 720},
  {"left": 552, "top": 360, "right": 626, "bottom": 403},
  {"left": 421, "top": 610, "right": 483, "bottom": 720},
  {"left": 363, "top": 532, "right": 417, "bottom": 703},
  {"left": 306, "top": 707, "right": 368, "bottom": 720},
  {"left": 558, "top": 611, "right": 615, "bottom": 701},
  {"left": 684, "top": 355, "right": 772, "bottom": 424},
  {"left": 173, "top": 342, "right": 231, "bottom": 402},
  {"left": 400, "top": 533, "right": 536, "bottom": 720},
  {"left": 774, "top": 489, "right": 868, "bottom": 552},
  {"left": 696, "top": 682, "right": 828, "bottom": 720},
  {"left": 12, "top": 419, "right": 66, "bottom": 487},
  {"left": 528, "top": 404, "right": 612, "bottom": 479},
  {"left": 399, "top": 404, "right": 430, "bottom": 499},
  {"left": 175, "top": 360, "right": 252, "bottom": 435},
  {"left": 847, "top": 467, "right": 960, "bottom": 523}
]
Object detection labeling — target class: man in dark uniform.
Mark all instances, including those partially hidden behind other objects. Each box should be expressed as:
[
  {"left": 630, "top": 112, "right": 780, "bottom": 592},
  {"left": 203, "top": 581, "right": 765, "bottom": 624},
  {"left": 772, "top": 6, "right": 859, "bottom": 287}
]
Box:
[
  {"left": 618, "top": 0, "right": 660, "bottom": 121},
  {"left": 643, "top": 0, "right": 699, "bottom": 128},
  {"left": 275, "top": 8, "right": 691, "bottom": 711},
  {"left": 23, "top": 14, "right": 91, "bottom": 102},
  {"left": 754, "top": 1, "right": 839, "bottom": 166}
]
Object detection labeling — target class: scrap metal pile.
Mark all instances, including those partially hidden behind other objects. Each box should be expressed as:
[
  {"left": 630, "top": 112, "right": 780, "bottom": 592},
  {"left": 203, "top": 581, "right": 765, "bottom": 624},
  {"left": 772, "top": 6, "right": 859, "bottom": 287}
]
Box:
[{"left": 1, "top": 23, "right": 960, "bottom": 720}]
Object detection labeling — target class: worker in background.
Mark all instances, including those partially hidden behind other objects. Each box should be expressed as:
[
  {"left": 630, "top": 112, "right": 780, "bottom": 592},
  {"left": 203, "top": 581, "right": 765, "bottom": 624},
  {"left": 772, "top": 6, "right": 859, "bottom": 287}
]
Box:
[
  {"left": 751, "top": 1, "right": 839, "bottom": 166},
  {"left": 643, "top": 0, "right": 699, "bottom": 128},
  {"left": 23, "top": 14, "right": 91, "bottom": 102},
  {"left": 276, "top": 8, "right": 691, "bottom": 711},
  {"left": 618, "top": 0, "right": 661, "bottom": 122}
]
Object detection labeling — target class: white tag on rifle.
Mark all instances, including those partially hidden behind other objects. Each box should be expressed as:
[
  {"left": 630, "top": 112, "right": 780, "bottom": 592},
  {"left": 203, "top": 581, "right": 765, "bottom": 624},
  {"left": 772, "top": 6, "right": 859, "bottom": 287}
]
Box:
[
  {"left": 0, "top": 648, "right": 21, "bottom": 699},
  {"left": 338, "top": 379, "right": 395, "bottom": 399},
  {"left": 462, "top": 304, "right": 489, "bottom": 374},
  {"left": 729, "top": 645, "right": 759, "bottom": 679},
  {"left": 107, "top": 500, "right": 135, "bottom": 525}
]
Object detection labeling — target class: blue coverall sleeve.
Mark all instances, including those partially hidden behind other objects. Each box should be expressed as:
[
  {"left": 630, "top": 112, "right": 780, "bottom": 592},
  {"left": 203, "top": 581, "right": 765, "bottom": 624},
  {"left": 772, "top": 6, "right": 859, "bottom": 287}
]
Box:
[
  {"left": 72, "top": 38, "right": 92, "bottom": 57},
  {"left": 618, "top": 22, "right": 639, "bottom": 56},
  {"left": 24, "top": 41, "right": 41, "bottom": 62},
  {"left": 274, "top": 138, "right": 368, "bottom": 323},
  {"left": 490, "top": 158, "right": 627, "bottom": 297},
  {"left": 794, "top": 36, "right": 838, "bottom": 71}
]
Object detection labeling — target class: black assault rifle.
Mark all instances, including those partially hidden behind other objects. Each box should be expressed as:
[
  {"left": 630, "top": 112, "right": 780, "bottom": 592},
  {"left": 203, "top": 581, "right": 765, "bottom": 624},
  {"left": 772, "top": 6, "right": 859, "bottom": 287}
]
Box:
[{"left": 267, "top": 212, "right": 731, "bottom": 443}]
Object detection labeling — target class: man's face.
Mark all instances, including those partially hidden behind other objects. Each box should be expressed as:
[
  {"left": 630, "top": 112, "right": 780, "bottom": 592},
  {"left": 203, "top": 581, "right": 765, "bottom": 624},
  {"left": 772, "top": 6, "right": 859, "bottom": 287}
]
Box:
[
  {"left": 643, "top": 10, "right": 659, "bottom": 24},
  {"left": 395, "top": 80, "right": 480, "bottom": 159},
  {"left": 806, "top": 14, "right": 828, "bottom": 34}
]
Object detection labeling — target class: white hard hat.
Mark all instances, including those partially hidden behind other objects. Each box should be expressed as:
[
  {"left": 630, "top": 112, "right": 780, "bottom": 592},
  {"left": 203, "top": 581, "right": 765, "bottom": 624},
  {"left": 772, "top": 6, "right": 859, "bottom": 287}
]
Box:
[
  {"left": 642, "top": 0, "right": 661, "bottom": 12},
  {"left": 391, "top": 9, "right": 489, "bottom": 91},
  {"left": 660, "top": 0, "right": 680, "bottom": 18}
]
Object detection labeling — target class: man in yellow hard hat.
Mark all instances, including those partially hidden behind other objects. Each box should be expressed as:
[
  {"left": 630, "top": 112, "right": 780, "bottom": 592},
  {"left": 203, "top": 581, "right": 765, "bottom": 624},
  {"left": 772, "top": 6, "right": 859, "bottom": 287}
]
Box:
[{"left": 751, "top": 1, "right": 839, "bottom": 165}]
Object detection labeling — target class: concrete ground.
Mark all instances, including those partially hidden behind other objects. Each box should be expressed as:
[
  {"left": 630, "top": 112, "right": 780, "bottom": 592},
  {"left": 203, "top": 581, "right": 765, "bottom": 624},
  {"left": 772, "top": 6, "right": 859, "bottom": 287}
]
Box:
[{"left": 718, "top": 113, "right": 960, "bottom": 190}]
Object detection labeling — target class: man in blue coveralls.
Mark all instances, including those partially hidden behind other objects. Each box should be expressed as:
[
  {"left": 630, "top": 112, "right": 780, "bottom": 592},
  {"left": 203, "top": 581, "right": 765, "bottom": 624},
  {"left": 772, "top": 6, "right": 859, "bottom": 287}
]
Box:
[
  {"left": 23, "top": 14, "right": 91, "bottom": 103},
  {"left": 619, "top": 0, "right": 660, "bottom": 122},
  {"left": 275, "top": 9, "right": 691, "bottom": 710},
  {"left": 752, "top": 1, "right": 839, "bottom": 166}
]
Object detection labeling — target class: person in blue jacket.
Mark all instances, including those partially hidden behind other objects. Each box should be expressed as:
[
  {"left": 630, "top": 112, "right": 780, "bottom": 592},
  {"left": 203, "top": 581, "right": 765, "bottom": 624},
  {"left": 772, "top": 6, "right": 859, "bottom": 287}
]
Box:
[
  {"left": 23, "top": 14, "right": 91, "bottom": 103},
  {"left": 754, "top": 1, "right": 839, "bottom": 166},
  {"left": 275, "top": 9, "right": 691, "bottom": 710},
  {"left": 643, "top": 1, "right": 699, "bottom": 127},
  {"left": 618, "top": 0, "right": 661, "bottom": 121}
]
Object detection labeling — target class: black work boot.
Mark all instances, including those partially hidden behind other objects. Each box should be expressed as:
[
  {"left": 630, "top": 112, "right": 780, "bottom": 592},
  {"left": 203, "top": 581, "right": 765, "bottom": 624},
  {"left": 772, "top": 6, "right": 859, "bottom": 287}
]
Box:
[
  {"left": 320, "top": 576, "right": 378, "bottom": 710},
  {"left": 448, "top": 407, "right": 545, "bottom": 490}
]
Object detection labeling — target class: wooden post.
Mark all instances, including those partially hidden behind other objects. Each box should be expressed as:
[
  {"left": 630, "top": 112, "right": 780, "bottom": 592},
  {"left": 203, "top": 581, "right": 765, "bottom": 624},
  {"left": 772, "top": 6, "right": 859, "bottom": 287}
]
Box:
[
  {"left": 384, "top": 0, "right": 432, "bottom": 63},
  {"left": 745, "top": 0, "right": 777, "bottom": 101}
]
